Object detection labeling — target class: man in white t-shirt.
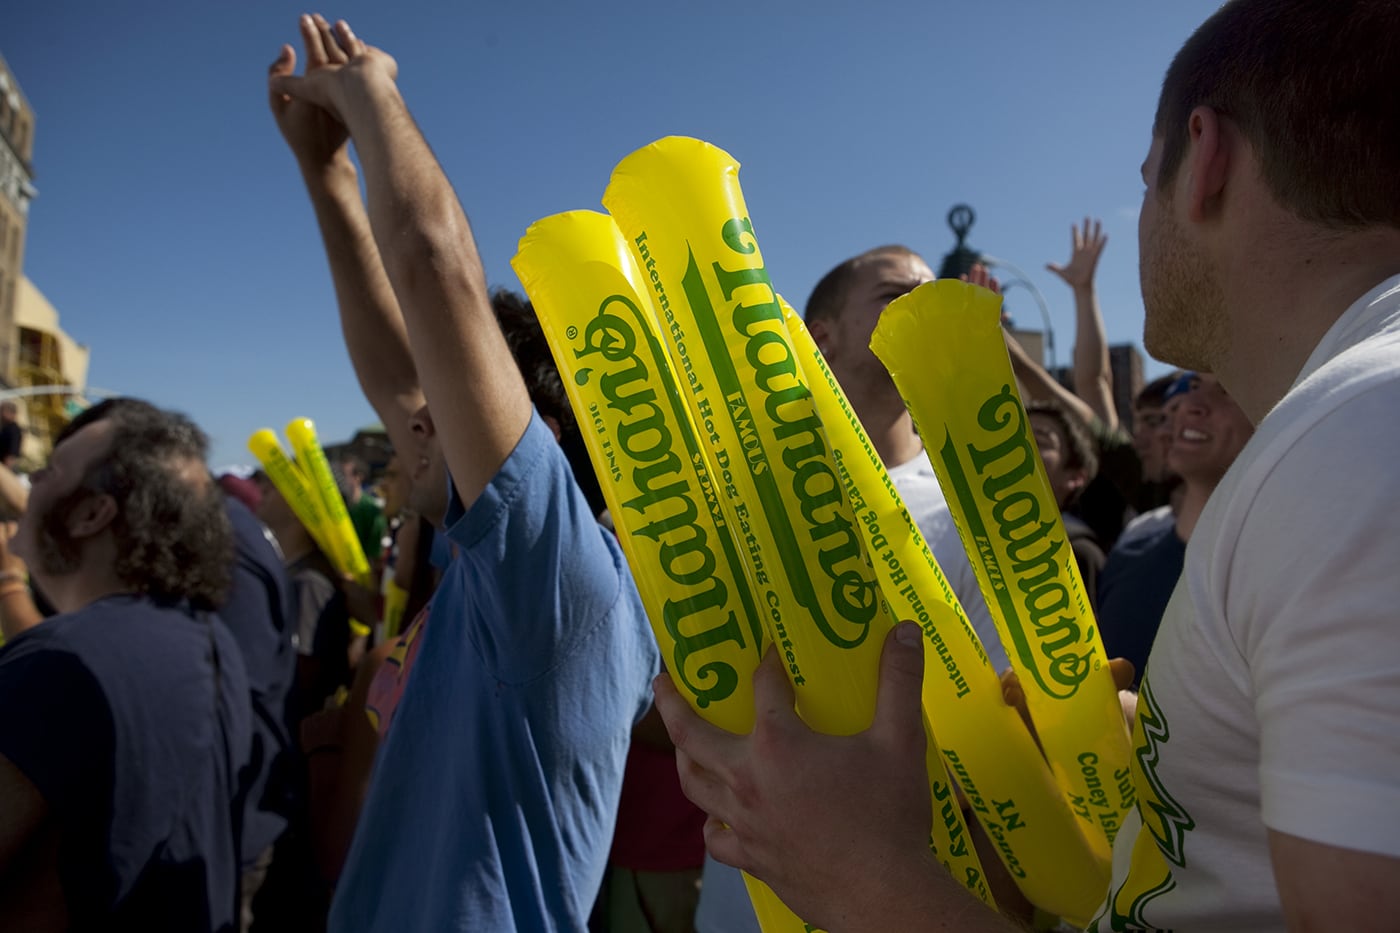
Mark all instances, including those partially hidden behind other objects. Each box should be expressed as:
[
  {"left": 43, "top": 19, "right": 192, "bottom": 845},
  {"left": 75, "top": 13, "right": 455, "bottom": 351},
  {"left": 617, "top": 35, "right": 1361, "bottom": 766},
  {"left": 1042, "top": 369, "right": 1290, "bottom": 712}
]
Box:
[{"left": 657, "top": 1, "right": 1400, "bottom": 930}]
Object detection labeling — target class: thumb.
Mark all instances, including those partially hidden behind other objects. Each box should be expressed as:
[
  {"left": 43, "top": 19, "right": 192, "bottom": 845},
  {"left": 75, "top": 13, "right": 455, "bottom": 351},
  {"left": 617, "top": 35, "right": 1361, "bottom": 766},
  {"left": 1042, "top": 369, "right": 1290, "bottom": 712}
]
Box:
[
  {"left": 269, "top": 71, "right": 321, "bottom": 108},
  {"left": 1045, "top": 262, "right": 1066, "bottom": 277},
  {"left": 871, "top": 622, "right": 925, "bottom": 747},
  {"left": 269, "top": 43, "right": 295, "bottom": 79},
  {"left": 268, "top": 45, "right": 296, "bottom": 112}
]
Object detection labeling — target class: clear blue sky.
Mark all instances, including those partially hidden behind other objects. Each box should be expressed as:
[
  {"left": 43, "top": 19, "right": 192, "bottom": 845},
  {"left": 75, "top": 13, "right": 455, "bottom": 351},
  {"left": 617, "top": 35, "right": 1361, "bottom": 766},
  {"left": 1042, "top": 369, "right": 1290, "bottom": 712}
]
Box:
[{"left": 6, "top": 0, "right": 1222, "bottom": 469}]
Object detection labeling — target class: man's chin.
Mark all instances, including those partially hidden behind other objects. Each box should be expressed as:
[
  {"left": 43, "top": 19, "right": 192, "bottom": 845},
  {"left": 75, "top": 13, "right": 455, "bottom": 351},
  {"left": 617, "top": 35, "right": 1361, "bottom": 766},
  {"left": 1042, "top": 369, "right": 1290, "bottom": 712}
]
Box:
[
  {"left": 407, "top": 491, "right": 448, "bottom": 530},
  {"left": 1144, "top": 322, "right": 1208, "bottom": 372}
]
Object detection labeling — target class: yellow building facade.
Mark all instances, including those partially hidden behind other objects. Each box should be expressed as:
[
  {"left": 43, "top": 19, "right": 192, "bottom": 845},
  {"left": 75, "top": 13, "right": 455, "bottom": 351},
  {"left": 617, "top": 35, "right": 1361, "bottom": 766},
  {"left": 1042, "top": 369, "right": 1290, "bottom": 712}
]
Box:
[
  {"left": 0, "top": 53, "right": 37, "bottom": 387},
  {"left": 0, "top": 54, "right": 92, "bottom": 467},
  {"left": 12, "top": 276, "right": 90, "bottom": 464}
]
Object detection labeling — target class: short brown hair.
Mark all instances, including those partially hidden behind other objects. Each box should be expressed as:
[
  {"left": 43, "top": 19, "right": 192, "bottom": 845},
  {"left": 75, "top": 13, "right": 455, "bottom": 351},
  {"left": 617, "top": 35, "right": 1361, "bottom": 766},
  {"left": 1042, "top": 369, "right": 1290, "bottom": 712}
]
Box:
[
  {"left": 1026, "top": 399, "right": 1099, "bottom": 496},
  {"left": 1154, "top": 0, "right": 1400, "bottom": 229},
  {"left": 804, "top": 245, "right": 920, "bottom": 326}
]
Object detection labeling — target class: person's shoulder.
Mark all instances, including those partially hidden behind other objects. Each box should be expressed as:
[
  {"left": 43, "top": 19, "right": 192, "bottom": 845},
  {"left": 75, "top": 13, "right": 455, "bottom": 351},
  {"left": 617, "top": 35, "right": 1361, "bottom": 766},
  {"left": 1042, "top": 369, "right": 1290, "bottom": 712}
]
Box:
[
  {"left": 0, "top": 617, "right": 109, "bottom": 707},
  {"left": 1106, "top": 518, "right": 1181, "bottom": 564},
  {"left": 0, "top": 618, "right": 81, "bottom": 666},
  {"left": 1115, "top": 505, "right": 1175, "bottom": 549},
  {"left": 1255, "top": 348, "right": 1400, "bottom": 482}
]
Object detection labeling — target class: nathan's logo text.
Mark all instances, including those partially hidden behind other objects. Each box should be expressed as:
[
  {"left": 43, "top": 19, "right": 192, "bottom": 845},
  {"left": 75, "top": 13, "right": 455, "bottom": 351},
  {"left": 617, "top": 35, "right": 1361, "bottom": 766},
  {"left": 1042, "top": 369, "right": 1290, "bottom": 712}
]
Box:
[
  {"left": 960, "top": 385, "right": 1091, "bottom": 698},
  {"left": 697, "top": 218, "right": 878, "bottom": 648},
  {"left": 574, "top": 295, "right": 749, "bottom": 706}
]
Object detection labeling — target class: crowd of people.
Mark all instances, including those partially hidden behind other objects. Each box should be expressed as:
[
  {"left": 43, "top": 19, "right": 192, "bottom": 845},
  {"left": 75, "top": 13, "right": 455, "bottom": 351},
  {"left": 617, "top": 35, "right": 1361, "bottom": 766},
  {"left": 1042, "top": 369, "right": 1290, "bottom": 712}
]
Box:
[{"left": 0, "top": 0, "right": 1395, "bottom": 930}]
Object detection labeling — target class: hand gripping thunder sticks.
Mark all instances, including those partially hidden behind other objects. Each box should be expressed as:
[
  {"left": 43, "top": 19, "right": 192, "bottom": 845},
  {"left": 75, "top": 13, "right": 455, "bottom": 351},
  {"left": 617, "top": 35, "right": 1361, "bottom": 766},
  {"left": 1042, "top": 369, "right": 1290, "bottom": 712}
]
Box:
[
  {"left": 511, "top": 209, "right": 800, "bottom": 932},
  {"left": 785, "top": 303, "right": 1111, "bottom": 924},
  {"left": 871, "top": 281, "right": 1136, "bottom": 906},
  {"left": 602, "top": 137, "right": 993, "bottom": 925}
]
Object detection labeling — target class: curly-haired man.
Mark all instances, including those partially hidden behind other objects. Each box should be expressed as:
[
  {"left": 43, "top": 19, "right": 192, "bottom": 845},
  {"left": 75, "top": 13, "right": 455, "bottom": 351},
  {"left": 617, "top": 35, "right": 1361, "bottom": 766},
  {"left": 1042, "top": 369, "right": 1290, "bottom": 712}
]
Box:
[{"left": 0, "top": 399, "right": 252, "bottom": 932}]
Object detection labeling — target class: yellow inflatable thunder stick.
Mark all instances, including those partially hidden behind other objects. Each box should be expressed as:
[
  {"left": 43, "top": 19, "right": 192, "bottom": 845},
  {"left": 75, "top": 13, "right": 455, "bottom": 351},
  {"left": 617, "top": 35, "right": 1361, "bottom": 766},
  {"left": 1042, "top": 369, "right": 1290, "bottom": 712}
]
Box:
[
  {"left": 513, "top": 209, "right": 767, "bottom": 728},
  {"left": 871, "top": 281, "right": 1134, "bottom": 861},
  {"left": 605, "top": 135, "right": 897, "bottom": 728},
  {"left": 511, "top": 209, "right": 797, "bottom": 930},
  {"left": 785, "top": 305, "right": 1110, "bottom": 924},
  {"left": 605, "top": 136, "right": 993, "bottom": 914},
  {"left": 515, "top": 212, "right": 817, "bottom": 930},
  {"left": 248, "top": 429, "right": 336, "bottom": 557},
  {"left": 382, "top": 579, "right": 409, "bottom": 641},
  {"left": 285, "top": 418, "right": 373, "bottom": 589}
]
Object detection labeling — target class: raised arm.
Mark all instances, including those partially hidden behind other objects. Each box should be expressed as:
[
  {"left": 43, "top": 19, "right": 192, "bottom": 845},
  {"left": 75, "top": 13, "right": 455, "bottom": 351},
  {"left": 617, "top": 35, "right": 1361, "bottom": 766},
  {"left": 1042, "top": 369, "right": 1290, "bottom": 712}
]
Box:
[
  {"left": 1046, "top": 218, "right": 1117, "bottom": 431},
  {"left": 270, "top": 20, "right": 532, "bottom": 507},
  {"left": 1003, "top": 326, "right": 1102, "bottom": 432},
  {"left": 963, "top": 264, "right": 1104, "bottom": 432},
  {"left": 269, "top": 16, "right": 422, "bottom": 460}
]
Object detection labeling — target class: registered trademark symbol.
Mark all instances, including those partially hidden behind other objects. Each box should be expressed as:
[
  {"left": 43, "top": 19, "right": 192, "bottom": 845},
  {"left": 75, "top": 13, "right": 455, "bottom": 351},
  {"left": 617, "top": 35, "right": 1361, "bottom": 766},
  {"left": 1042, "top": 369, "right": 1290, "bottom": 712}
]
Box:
[{"left": 565, "top": 325, "right": 578, "bottom": 339}]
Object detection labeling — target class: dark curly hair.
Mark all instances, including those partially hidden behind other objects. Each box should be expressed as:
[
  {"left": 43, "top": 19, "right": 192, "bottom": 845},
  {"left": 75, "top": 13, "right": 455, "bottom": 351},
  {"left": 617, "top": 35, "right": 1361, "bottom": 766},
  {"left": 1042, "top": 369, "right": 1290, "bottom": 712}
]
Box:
[
  {"left": 491, "top": 287, "right": 608, "bottom": 516},
  {"left": 48, "top": 399, "right": 233, "bottom": 611},
  {"left": 492, "top": 288, "right": 574, "bottom": 433}
]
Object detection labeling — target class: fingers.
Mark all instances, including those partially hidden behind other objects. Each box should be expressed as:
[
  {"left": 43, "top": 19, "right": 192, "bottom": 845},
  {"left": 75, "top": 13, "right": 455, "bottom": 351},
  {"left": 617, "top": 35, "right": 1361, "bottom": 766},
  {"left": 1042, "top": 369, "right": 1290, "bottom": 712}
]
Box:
[
  {"left": 311, "top": 13, "right": 347, "bottom": 65},
  {"left": 870, "top": 623, "right": 927, "bottom": 750},
  {"left": 751, "top": 645, "right": 798, "bottom": 727},
  {"left": 1108, "top": 656, "right": 1136, "bottom": 691},
  {"left": 675, "top": 746, "right": 735, "bottom": 819},
  {"left": 1000, "top": 666, "right": 1044, "bottom": 753},
  {"left": 652, "top": 672, "right": 745, "bottom": 764},
  {"left": 999, "top": 666, "right": 1023, "bottom": 707},
  {"left": 334, "top": 19, "right": 366, "bottom": 57},
  {"left": 300, "top": 14, "right": 329, "bottom": 68},
  {"left": 703, "top": 816, "right": 750, "bottom": 872}
]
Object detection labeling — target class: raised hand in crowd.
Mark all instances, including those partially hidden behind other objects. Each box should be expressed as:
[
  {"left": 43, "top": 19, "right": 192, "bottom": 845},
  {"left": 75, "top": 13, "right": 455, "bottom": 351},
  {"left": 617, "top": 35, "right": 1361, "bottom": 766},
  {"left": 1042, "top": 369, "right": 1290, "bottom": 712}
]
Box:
[
  {"left": 270, "top": 15, "right": 531, "bottom": 508},
  {"left": 1045, "top": 217, "right": 1107, "bottom": 293},
  {"left": 1048, "top": 218, "right": 1117, "bottom": 432},
  {"left": 268, "top": 16, "right": 423, "bottom": 479},
  {"left": 268, "top": 16, "right": 353, "bottom": 174}
]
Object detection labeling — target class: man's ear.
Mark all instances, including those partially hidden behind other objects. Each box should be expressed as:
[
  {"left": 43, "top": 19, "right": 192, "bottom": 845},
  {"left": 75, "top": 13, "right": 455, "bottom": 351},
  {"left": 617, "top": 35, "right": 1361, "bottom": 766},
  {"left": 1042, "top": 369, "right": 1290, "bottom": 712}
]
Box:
[
  {"left": 807, "top": 317, "right": 834, "bottom": 357},
  {"left": 66, "top": 493, "right": 118, "bottom": 540},
  {"left": 1185, "top": 105, "right": 1232, "bottom": 223}
]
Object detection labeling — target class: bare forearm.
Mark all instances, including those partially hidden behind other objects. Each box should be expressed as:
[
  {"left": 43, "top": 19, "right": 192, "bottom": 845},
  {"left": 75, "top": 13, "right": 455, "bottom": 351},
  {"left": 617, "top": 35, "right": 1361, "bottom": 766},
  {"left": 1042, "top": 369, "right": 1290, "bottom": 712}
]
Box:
[
  {"left": 338, "top": 78, "right": 531, "bottom": 503},
  {"left": 1007, "top": 333, "right": 1101, "bottom": 429},
  {"left": 0, "top": 468, "right": 27, "bottom": 521},
  {"left": 1070, "top": 285, "right": 1118, "bottom": 432},
  {"left": 301, "top": 158, "right": 423, "bottom": 456}
]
